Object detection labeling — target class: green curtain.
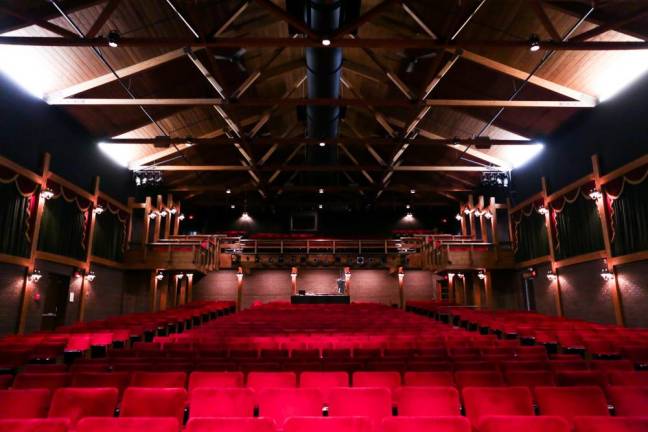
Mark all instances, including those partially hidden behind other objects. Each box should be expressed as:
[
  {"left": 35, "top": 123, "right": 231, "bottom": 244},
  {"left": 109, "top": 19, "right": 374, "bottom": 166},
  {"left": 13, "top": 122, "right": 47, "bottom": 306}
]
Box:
[
  {"left": 38, "top": 196, "right": 87, "bottom": 261},
  {"left": 0, "top": 182, "right": 32, "bottom": 257},
  {"left": 92, "top": 211, "right": 126, "bottom": 261},
  {"left": 553, "top": 193, "right": 604, "bottom": 260},
  {"left": 611, "top": 179, "right": 648, "bottom": 256},
  {"left": 514, "top": 210, "right": 549, "bottom": 262}
]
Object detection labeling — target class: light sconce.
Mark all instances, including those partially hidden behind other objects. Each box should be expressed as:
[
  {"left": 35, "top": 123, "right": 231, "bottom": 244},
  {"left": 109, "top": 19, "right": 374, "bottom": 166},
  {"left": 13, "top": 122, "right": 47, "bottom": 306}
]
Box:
[
  {"left": 321, "top": 39, "right": 331, "bottom": 46},
  {"left": 236, "top": 267, "right": 244, "bottom": 283},
  {"left": 463, "top": 208, "right": 472, "bottom": 215},
  {"left": 241, "top": 211, "right": 251, "bottom": 221},
  {"left": 398, "top": 267, "right": 405, "bottom": 282},
  {"left": 483, "top": 210, "right": 493, "bottom": 220},
  {"left": 600, "top": 268, "right": 614, "bottom": 282},
  {"left": 156, "top": 271, "right": 164, "bottom": 281},
  {"left": 456, "top": 273, "right": 465, "bottom": 278},
  {"left": 318, "top": 188, "right": 324, "bottom": 194},
  {"left": 29, "top": 269, "right": 43, "bottom": 283},
  {"left": 176, "top": 273, "right": 185, "bottom": 279},
  {"left": 477, "top": 270, "right": 486, "bottom": 280},
  {"left": 547, "top": 270, "right": 557, "bottom": 282},
  {"left": 40, "top": 188, "right": 54, "bottom": 200},
  {"left": 455, "top": 213, "right": 463, "bottom": 221},
  {"left": 169, "top": 208, "right": 177, "bottom": 215},
  {"left": 93, "top": 205, "right": 104, "bottom": 215},
  {"left": 149, "top": 211, "right": 158, "bottom": 220},
  {"left": 410, "top": 189, "right": 416, "bottom": 194},
  {"left": 473, "top": 209, "right": 483, "bottom": 217},
  {"left": 537, "top": 205, "right": 549, "bottom": 216},
  {"left": 160, "top": 209, "right": 168, "bottom": 218},
  {"left": 178, "top": 213, "right": 185, "bottom": 221},
  {"left": 226, "top": 188, "right": 231, "bottom": 194},
  {"left": 447, "top": 272, "right": 455, "bottom": 279},
  {"left": 588, "top": 188, "right": 603, "bottom": 201},
  {"left": 85, "top": 271, "right": 96, "bottom": 282}
]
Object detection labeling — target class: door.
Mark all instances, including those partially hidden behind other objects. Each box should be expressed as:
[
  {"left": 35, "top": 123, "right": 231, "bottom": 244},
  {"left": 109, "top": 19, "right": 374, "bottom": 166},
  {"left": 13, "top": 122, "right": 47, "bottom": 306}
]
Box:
[{"left": 40, "top": 273, "right": 70, "bottom": 331}]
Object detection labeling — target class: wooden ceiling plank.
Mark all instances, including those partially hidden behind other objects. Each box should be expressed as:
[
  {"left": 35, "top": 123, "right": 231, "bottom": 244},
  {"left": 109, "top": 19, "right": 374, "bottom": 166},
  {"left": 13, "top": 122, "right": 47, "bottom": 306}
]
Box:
[
  {"left": 249, "top": 74, "right": 307, "bottom": 137},
  {"left": 569, "top": 6, "right": 648, "bottom": 42},
  {"left": 209, "top": 1, "right": 249, "bottom": 37},
  {"left": 531, "top": 0, "right": 562, "bottom": 41},
  {"left": 85, "top": 0, "right": 121, "bottom": 38}
]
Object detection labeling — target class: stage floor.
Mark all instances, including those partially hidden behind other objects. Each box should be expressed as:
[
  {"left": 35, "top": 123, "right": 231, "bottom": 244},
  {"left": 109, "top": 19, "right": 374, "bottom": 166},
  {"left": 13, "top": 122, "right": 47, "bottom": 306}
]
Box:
[{"left": 291, "top": 294, "right": 351, "bottom": 304}]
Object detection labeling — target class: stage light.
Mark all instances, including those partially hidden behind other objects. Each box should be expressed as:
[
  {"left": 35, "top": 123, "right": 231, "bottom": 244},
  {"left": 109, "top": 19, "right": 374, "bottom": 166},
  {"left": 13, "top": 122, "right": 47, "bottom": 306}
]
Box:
[
  {"left": 455, "top": 213, "right": 463, "bottom": 221},
  {"left": 318, "top": 188, "right": 324, "bottom": 194},
  {"left": 178, "top": 213, "right": 185, "bottom": 221},
  {"left": 319, "top": 141, "right": 326, "bottom": 147},
  {"left": 156, "top": 271, "right": 164, "bottom": 281},
  {"left": 483, "top": 210, "right": 493, "bottom": 219},
  {"left": 93, "top": 205, "right": 104, "bottom": 215},
  {"left": 107, "top": 30, "right": 121, "bottom": 48},
  {"left": 600, "top": 268, "right": 614, "bottom": 281},
  {"left": 85, "top": 271, "right": 96, "bottom": 282},
  {"left": 477, "top": 271, "right": 486, "bottom": 280},
  {"left": 537, "top": 205, "right": 549, "bottom": 216},
  {"left": 547, "top": 270, "right": 557, "bottom": 282},
  {"left": 29, "top": 269, "right": 42, "bottom": 283},
  {"left": 589, "top": 188, "right": 603, "bottom": 201},
  {"left": 40, "top": 187, "right": 54, "bottom": 200},
  {"left": 529, "top": 34, "right": 540, "bottom": 52},
  {"left": 321, "top": 39, "right": 331, "bottom": 46},
  {"left": 226, "top": 188, "right": 231, "bottom": 194}
]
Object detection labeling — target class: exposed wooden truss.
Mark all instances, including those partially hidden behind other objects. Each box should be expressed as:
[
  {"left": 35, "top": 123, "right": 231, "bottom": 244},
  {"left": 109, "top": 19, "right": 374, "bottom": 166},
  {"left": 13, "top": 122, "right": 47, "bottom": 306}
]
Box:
[{"left": 142, "top": 164, "right": 502, "bottom": 172}]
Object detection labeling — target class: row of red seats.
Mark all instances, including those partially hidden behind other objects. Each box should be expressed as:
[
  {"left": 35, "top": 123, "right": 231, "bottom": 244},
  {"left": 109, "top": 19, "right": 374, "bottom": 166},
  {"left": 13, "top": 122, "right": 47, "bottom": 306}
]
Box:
[
  {"left": 4, "top": 416, "right": 648, "bottom": 432},
  {"left": 1, "top": 386, "right": 646, "bottom": 428}
]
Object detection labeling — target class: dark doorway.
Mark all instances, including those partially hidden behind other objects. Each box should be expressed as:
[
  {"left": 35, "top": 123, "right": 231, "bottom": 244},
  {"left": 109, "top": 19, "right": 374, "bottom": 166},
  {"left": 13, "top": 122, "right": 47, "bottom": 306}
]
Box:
[{"left": 40, "top": 273, "right": 70, "bottom": 331}]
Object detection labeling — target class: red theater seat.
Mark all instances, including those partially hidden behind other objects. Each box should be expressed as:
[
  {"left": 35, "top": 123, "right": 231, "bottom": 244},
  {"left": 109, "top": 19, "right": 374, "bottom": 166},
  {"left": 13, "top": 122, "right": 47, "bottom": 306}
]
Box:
[
  {"left": 77, "top": 417, "right": 179, "bottom": 432},
  {"left": 454, "top": 371, "right": 504, "bottom": 388},
  {"left": 352, "top": 371, "right": 401, "bottom": 391},
  {"left": 462, "top": 387, "right": 534, "bottom": 424},
  {"left": 327, "top": 387, "right": 391, "bottom": 429},
  {"left": 189, "top": 388, "right": 255, "bottom": 418},
  {"left": 257, "top": 388, "right": 324, "bottom": 426},
  {"left": 395, "top": 387, "right": 461, "bottom": 416},
  {"left": 13, "top": 373, "right": 71, "bottom": 391},
  {"left": 247, "top": 372, "right": 296, "bottom": 390},
  {"left": 505, "top": 371, "right": 556, "bottom": 391},
  {"left": 186, "top": 418, "right": 277, "bottom": 432},
  {"left": 502, "top": 361, "right": 547, "bottom": 372},
  {"left": 188, "top": 372, "right": 244, "bottom": 391},
  {"left": 608, "top": 372, "right": 648, "bottom": 386},
  {"left": 48, "top": 388, "right": 118, "bottom": 426},
  {"left": 478, "top": 416, "right": 571, "bottom": 432},
  {"left": 555, "top": 371, "right": 608, "bottom": 388},
  {"left": 300, "top": 371, "right": 349, "bottom": 388},
  {"left": 70, "top": 372, "right": 130, "bottom": 395},
  {"left": 382, "top": 417, "right": 471, "bottom": 432},
  {"left": 284, "top": 417, "right": 372, "bottom": 432},
  {"left": 573, "top": 417, "right": 648, "bottom": 432},
  {"left": 120, "top": 387, "right": 187, "bottom": 422},
  {"left": 129, "top": 372, "right": 186, "bottom": 388},
  {"left": 607, "top": 386, "right": 648, "bottom": 417},
  {"left": 0, "top": 419, "right": 69, "bottom": 432},
  {"left": 0, "top": 389, "right": 51, "bottom": 419},
  {"left": 535, "top": 386, "right": 610, "bottom": 423},
  {"left": 403, "top": 372, "right": 454, "bottom": 387},
  {"left": 22, "top": 365, "right": 68, "bottom": 374}
]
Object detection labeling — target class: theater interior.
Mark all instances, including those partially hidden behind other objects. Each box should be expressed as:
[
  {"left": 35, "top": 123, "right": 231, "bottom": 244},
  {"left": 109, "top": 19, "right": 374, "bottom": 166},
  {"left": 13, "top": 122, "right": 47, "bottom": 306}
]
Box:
[{"left": 0, "top": 0, "right": 648, "bottom": 431}]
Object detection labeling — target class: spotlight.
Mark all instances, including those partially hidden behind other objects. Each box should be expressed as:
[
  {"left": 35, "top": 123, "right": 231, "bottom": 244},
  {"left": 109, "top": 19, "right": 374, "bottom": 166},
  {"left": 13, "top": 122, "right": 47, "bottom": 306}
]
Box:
[
  {"left": 107, "top": 30, "right": 121, "bottom": 48},
  {"left": 321, "top": 39, "right": 331, "bottom": 46},
  {"left": 529, "top": 34, "right": 541, "bottom": 52},
  {"left": 319, "top": 142, "right": 326, "bottom": 147},
  {"left": 85, "top": 271, "right": 96, "bottom": 282},
  {"left": 600, "top": 268, "right": 614, "bottom": 281},
  {"left": 226, "top": 188, "right": 231, "bottom": 194},
  {"left": 537, "top": 205, "right": 549, "bottom": 216},
  {"left": 483, "top": 210, "right": 493, "bottom": 220},
  {"left": 588, "top": 188, "right": 603, "bottom": 201},
  {"left": 477, "top": 271, "right": 486, "bottom": 280},
  {"left": 546, "top": 270, "right": 557, "bottom": 282},
  {"left": 29, "top": 269, "right": 42, "bottom": 283},
  {"left": 40, "top": 188, "right": 54, "bottom": 200},
  {"left": 93, "top": 205, "right": 104, "bottom": 215},
  {"left": 455, "top": 213, "right": 463, "bottom": 221},
  {"left": 178, "top": 213, "right": 185, "bottom": 221},
  {"left": 318, "top": 188, "right": 324, "bottom": 194}
]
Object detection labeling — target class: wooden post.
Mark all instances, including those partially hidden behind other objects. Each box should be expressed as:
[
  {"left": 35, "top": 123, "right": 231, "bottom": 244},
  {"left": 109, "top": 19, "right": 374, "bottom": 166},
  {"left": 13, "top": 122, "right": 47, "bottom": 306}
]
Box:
[
  {"left": 448, "top": 274, "right": 455, "bottom": 303},
  {"left": 467, "top": 194, "right": 476, "bottom": 238},
  {"left": 473, "top": 272, "right": 482, "bottom": 307},
  {"left": 506, "top": 198, "right": 515, "bottom": 246},
  {"left": 592, "top": 155, "right": 625, "bottom": 326},
  {"left": 159, "top": 275, "right": 169, "bottom": 311},
  {"left": 78, "top": 176, "right": 100, "bottom": 322},
  {"left": 236, "top": 266, "right": 244, "bottom": 312},
  {"left": 553, "top": 268, "right": 564, "bottom": 317},
  {"left": 150, "top": 270, "right": 159, "bottom": 312},
  {"left": 344, "top": 267, "right": 351, "bottom": 295},
  {"left": 153, "top": 195, "right": 163, "bottom": 241},
  {"left": 397, "top": 266, "right": 405, "bottom": 309},
  {"left": 541, "top": 177, "right": 562, "bottom": 317},
  {"left": 290, "top": 267, "right": 298, "bottom": 295},
  {"left": 459, "top": 205, "right": 467, "bottom": 237},
  {"left": 177, "top": 276, "right": 186, "bottom": 305},
  {"left": 478, "top": 196, "right": 488, "bottom": 242},
  {"left": 163, "top": 194, "right": 173, "bottom": 239},
  {"left": 17, "top": 153, "right": 50, "bottom": 334},
  {"left": 142, "top": 196, "right": 152, "bottom": 245}
]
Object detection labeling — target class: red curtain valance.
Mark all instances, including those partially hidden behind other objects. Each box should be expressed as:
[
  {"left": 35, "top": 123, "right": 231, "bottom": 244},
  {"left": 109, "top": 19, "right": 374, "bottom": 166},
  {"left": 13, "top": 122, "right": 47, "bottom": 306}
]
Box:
[
  {"left": 45, "top": 180, "right": 92, "bottom": 212},
  {"left": 0, "top": 165, "right": 39, "bottom": 197}
]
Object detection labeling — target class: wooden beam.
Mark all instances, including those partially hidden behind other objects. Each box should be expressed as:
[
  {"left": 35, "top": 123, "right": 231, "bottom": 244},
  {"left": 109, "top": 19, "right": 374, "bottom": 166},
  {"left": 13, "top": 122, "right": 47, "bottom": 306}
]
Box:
[
  {"left": 86, "top": 0, "right": 121, "bottom": 38},
  {"left": 49, "top": 97, "right": 596, "bottom": 108},
  {"left": 146, "top": 164, "right": 498, "bottom": 172},
  {"left": 252, "top": 0, "right": 319, "bottom": 39},
  {"left": 209, "top": 1, "right": 249, "bottom": 37},
  {"left": 531, "top": 0, "right": 561, "bottom": 41},
  {"left": 4, "top": 36, "right": 648, "bottom": 50},
  {"left": 0, "top": 6, "right": 79, "bottom": 38},
  {"left": 569, "top": 6, "right": 648, "bottom": 42},
  {"left": 170, "top": 184, "right": 470, "bottom": 193},
  {"left": 333, "top": 0, "right": 400, "bottom": 38}
]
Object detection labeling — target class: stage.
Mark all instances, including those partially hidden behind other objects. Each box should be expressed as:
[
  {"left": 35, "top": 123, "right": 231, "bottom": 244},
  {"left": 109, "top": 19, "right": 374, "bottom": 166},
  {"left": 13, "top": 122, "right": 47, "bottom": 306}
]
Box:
[{"left": 290, "top": 294, "right": 351, "bottom": 304}]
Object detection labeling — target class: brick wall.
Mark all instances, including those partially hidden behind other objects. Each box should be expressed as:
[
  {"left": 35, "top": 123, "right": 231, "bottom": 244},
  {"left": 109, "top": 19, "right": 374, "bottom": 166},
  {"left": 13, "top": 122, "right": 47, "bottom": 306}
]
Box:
[
  {"left": 403, "top": 270, "right": 439, "bottom": 303},
  {"left": 533, "top": 263, "right": 558, "bottom": 316},
  {"left": 83, "top": 264, "right": 126, "bottom": 321},
  {"left": 616, "top": 260, "right": 648, "bottom": 327},
  {"left": 559, "top": 259, "right": 616, "bottom": 324},
  {"left": 0, "top": 263, "right": 25, "bottom": 336}
]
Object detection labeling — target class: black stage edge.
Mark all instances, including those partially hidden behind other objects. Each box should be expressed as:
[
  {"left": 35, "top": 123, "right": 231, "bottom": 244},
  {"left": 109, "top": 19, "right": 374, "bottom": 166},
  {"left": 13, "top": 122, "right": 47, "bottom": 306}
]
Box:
[{"left": 291, "top": 294, "right": 351, "bottom": 304}]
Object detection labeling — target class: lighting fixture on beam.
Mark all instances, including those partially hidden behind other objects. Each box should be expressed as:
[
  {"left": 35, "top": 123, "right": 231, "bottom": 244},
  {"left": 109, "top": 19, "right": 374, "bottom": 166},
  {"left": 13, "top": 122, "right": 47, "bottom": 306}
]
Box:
[
  {"left": 600, "top": 268, "right": 614, "bottom": 281},
  {"left": 529, "top": 34, "right": 541, "bottom": 52},
  {"left": 107, "top": 30, "right": 121, "bottom": 48},
  {"left": 547, "top": 270, "right": 557, "bottom": 282},
  {"left": 85, "top": 271, "right": 96, "bottom": 282},
  {"left": 156, "top": 271, "right": 164, "bottom": 281},
  {"left": 92, "top": 205, "right": 104, "bottom": 215},
  {"left": 321, "top": 39, "right": 331, "bottom": 46},
  {"left": 178, "top": 213, "right": 185, "bottom": 221},
  {"left": 537, "top": 205, "right": 549, "bottom": 216},
  {"left": 588, "top": 188, "right": 603, "bottom": 201},
  {"left": 40, "top": 187, "right": 54, "bottom": 200},
  {"left": 29, "top": 269, "right": 42, "bottom": 283},
  {"left": 477, "top": 271, "right": 486, "bottom": 280}
]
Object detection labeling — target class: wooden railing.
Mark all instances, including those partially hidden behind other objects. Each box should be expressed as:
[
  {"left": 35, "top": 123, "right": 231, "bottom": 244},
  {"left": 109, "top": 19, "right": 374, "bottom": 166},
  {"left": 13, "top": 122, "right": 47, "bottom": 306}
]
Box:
[{"left": 429, "top": 240, "right": 514, "bottom": 271}]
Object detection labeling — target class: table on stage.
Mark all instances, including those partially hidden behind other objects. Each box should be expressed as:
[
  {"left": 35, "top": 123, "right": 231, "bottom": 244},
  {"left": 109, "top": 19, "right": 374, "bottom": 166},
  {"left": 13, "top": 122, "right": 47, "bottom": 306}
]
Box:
[{"left": 290, "top": 294, "right": 351, "bottom": 304}]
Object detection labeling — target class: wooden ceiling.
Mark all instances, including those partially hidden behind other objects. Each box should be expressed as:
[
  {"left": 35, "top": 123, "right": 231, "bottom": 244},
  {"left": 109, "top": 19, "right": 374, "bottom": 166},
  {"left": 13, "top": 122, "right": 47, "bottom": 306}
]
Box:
[{"left": 1, "top": 0, "right": 647, "bottom": 209}]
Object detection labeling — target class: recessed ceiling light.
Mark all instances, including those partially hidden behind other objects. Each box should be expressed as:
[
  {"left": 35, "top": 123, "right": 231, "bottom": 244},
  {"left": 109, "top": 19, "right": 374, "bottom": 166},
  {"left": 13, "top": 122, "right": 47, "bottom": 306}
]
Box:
[
  {"left": 318, "top": 188, "right": 324, "bottom": 194},
  {"left": 230, "top": 204, "right": 235, "bottom": 209},
  {"left": 319, "top": 141, "right": 326, "bottom": 147},
  {"left": 318, "top": 204, "right": 323, "bottom": 209},
  {"left": 406, "top": 204, "right": 411, "bottom": 209},
  {"left": 529, "top": 34, "right": 540, "bottom": 52},
  {"left": 226, "top": 188, "right": 231, "bottom": 194},
  {"left": 321, "top": 39, "right": 331, "bottom": 46},
  {"left": 107, "top": 30, "right": 120, "bottom": 48},
  {"left": 410, "top": 189, "right": 416, "bottom": 194}
]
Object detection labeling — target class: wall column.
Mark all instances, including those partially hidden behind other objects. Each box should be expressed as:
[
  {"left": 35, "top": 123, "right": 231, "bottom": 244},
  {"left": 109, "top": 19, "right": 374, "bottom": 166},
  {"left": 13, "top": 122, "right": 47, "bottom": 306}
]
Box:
[
  {"left": 397, "top": 266, "right": 405, "bottom": 309},
  {"left": 484, "top": 270, "right": 493, "bottom": 309},
  {"left": 290, "top": 267, "right": 298, "bottom": 295},
  {"left": 448, "top": 274, "right": 455, "bottom": 303},
  {"left": 236, "top": 267, "right": 244, "bottom": 312}
]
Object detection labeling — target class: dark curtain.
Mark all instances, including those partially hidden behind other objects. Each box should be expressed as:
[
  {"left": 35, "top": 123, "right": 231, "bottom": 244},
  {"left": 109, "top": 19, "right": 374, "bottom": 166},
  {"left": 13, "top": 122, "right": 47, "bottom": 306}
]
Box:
[
  {"left": 92, "top": 211, "right": 125, "bottom": 261},
  {"left": 553, "top": 193, "right": 604, "bottom": 260},
  {"left": 38, "top": 196, "right": 87, "bottom": 261},
  {"left": 611, "top": 179, "right": 648, "bottom": 256},
  {"left": 514, "top": 211, "right": 549, "bottom": 262},
  {"left": 0, "top": 182, "right": 31, "bottom": 257}
]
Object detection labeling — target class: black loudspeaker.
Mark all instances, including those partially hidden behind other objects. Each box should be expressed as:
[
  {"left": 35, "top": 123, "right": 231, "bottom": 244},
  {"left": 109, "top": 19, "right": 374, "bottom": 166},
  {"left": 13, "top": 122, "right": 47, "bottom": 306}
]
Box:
[{"left": 298, "top": 290, "right": 306, "bottom": 296}]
